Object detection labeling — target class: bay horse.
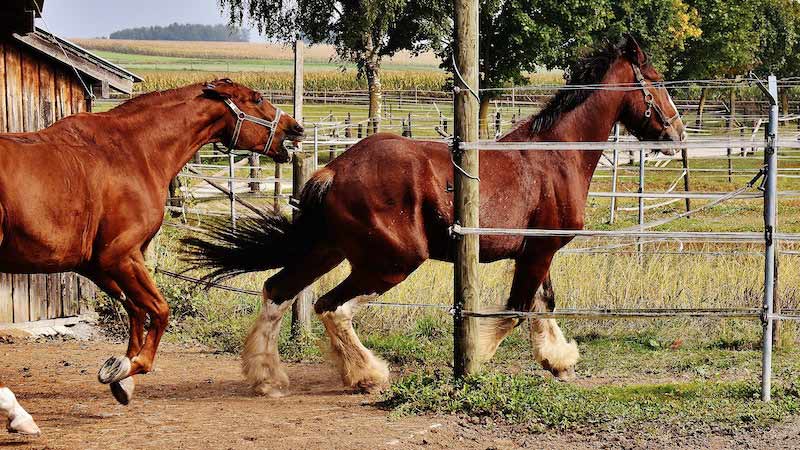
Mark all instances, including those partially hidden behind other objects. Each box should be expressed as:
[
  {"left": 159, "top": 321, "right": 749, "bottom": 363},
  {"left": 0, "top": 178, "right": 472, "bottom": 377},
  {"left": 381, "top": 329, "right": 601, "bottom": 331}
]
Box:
[
  {"left": 0, "top": 79, "right": 303, "bottom": 410},
  {"left": 185, "top": 37, "right": 686, "bottom": 395}
]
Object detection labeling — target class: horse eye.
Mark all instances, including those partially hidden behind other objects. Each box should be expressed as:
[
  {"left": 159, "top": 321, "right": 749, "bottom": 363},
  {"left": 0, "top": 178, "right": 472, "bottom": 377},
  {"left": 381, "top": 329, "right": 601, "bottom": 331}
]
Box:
[{"left": 255, "top": 97, "right": 263, "bottom": 105}]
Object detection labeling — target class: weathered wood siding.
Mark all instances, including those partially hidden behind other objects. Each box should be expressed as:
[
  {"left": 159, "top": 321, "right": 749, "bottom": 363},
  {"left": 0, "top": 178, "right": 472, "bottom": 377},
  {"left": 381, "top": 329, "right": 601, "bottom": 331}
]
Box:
[{"left": 0, "top": 38, "right": 95, "bottom": 324}]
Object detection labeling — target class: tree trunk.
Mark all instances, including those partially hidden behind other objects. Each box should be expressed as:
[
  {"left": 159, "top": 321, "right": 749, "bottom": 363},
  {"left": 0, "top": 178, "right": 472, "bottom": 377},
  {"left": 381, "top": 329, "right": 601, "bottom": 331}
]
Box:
[
  {"left": 695, "top": 87, "right": 708, "bottom": 130},
  {"left": 780, "top": 89, "right": 790, "bottom": 117},
  {"left": 365, "top": 62, "right": 382, "bottom": 135},
  {"left": 478, "top": 96, "right": 491, "bottom": 139},
  {"left": 727, "top": 84, "right": 737, "bottom": 183}
]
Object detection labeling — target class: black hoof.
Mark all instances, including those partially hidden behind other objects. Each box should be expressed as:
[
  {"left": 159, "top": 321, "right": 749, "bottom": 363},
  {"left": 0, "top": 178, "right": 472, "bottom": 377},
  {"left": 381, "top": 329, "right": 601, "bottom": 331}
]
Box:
[{"left": 110, "top": 377, "right": 135, "bottom": 405}]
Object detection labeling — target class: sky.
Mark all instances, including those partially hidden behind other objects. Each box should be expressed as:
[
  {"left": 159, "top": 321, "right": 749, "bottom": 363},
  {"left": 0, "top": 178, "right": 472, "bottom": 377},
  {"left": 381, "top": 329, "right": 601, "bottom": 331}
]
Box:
[{"left": 36, "top": 0, "right": 253, "bottom": 39}]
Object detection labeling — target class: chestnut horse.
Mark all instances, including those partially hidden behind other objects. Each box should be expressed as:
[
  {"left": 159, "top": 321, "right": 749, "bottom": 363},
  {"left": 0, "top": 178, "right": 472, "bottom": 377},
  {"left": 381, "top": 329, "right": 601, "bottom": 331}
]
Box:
[
  {"left": 186, "top": 37, "right": 686, "bottom": 395},
  {"left": 0, "top": 79, "right": 303, "bottom": 411}
]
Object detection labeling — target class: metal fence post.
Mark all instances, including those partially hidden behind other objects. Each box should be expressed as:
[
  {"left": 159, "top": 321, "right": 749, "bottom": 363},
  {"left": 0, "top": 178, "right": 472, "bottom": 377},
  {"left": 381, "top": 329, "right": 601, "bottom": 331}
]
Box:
[
  {"left": 637, "top": 146, "right": 645, "bottom": 253},
  {"left": 609, "top": 123, "right": 620, "bottom": 224},
  {"left": 313, "top": 125, "right": 319, "bottom": 170},
  {"left": 228, "top": 152, "right": 236, "bottom": 229},
  {"left": 761, "top": 75, "right": 779, "bottom": 402}
]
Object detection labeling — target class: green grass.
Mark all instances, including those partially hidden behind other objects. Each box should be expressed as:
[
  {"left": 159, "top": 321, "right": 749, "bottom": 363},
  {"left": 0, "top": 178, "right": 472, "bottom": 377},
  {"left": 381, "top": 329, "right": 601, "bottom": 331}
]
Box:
[{"left": 381, "top": 371, "right": 800, "bottom": 432}]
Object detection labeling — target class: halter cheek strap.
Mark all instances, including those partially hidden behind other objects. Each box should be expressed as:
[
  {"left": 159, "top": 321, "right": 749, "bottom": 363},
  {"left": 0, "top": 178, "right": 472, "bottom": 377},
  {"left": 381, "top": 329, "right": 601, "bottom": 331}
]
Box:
[
  {"left": 223, "top": 98, "right": 283, "bottom": 152},
  {"left": 632, "top": 64, "right": 680, "bottom": 135}
]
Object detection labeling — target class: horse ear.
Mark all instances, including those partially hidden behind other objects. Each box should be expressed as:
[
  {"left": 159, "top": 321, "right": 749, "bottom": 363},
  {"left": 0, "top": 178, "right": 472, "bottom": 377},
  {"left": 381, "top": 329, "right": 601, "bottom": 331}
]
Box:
[{"left": 621, "top": 34, "right": 646, "bottom": 67}]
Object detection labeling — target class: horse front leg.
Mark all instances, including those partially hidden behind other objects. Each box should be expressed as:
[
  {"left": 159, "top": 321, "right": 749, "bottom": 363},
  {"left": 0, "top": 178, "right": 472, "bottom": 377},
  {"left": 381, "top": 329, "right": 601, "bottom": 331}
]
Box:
[
  {"left": 474, "top": 254, "right": 553, "bottom": 362},
  {"left": 528, "top": 271, "right": 578, "bottom": 380},
  {"left": 478, "top": 255, "right": 579, "bottom": 380},
  {"left": 0, "top": 383, "right": 40, "bottom": 436}
]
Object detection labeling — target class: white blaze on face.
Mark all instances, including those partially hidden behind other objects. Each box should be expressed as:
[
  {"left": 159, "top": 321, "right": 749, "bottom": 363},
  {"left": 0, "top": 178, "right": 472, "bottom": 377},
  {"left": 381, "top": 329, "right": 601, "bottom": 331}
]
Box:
[{"left": 666, "top": 91, "right": 680, "bottom": 118}]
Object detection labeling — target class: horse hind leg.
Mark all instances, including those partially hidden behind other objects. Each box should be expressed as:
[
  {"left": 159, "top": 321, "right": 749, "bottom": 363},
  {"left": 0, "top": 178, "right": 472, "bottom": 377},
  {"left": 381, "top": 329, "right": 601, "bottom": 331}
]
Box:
[
  {"left": 0, "top": 385, "right": 41, "bottom": 436},
  {"left": 242, "top": 249, "right": 344, "bottom": 396},
  {"left": 528, "top": 273, "right": 579, "bottom": 380},
  {"left": 86, "top": 270, "right": 142, "bottom": 405},
  {"left": 314, "top": 270, "right": 405, "bottom": 392}
]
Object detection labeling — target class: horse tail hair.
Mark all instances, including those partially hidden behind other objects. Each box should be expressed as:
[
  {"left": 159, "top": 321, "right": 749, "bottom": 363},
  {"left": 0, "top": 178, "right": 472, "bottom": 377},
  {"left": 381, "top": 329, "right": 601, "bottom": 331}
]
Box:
[{"left": 181, "top": 168, "right": 335, "bottom": 283}]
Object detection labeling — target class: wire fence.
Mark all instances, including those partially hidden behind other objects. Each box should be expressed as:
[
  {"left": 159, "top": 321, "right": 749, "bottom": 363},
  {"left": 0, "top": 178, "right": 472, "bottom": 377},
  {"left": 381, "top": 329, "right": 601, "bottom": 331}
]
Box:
[{"left": 154, "top": 76, "right": 799, "bottom": 397}]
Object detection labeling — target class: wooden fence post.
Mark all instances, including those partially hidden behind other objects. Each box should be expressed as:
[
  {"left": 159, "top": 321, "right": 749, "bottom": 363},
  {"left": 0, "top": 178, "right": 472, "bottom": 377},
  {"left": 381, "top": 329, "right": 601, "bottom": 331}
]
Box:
[
  {"left": 291, "top": 37, "right": 313, "bottom": 337},
  {"left": 453, "top": 0, "right": 481, "bottom": 378},
  {"left": 681, "top": 148, "right": 691, "bottom": 213},
  {"left": 273, "top": 162, "right": 281, "bottom": 214},
  {"left": 249, "top": 154, "right": 261, "bottom": 193}
]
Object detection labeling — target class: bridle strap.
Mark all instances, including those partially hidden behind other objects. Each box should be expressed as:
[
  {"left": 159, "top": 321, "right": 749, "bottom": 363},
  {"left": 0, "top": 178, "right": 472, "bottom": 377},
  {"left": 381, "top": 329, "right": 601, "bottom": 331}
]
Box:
[
  {"left": 632, "top": 64, "right": 680, "bottom": 133},
  {"left": 223, "top": 98, "right": 283, "bottom": 152}
]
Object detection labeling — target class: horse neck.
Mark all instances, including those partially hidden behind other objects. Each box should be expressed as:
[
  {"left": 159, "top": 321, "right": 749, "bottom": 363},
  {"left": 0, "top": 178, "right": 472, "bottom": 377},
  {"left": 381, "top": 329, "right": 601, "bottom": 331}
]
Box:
[
  {"left": 517, "top": 83, "right": 626, "bottom": 188},
  {"left": 111, "top": 98, "right": 227, "bottom": 183}
]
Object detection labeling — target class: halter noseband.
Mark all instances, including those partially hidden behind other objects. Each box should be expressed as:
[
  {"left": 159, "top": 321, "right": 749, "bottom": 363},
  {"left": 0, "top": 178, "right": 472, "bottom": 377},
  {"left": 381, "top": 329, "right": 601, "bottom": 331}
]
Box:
[
  {"left": 223, "top": 98, "right": 283, "bottom": 152},
  {"left": 632, "top": 64, "right": 680, "bottom": 133}
]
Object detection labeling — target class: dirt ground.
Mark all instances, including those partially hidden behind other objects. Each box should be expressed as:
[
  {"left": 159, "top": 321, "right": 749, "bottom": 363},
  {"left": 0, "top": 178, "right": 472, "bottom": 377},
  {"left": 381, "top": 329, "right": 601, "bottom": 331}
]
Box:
[{"left": 2, "top": 339, "right": 800, "bottom": 450}]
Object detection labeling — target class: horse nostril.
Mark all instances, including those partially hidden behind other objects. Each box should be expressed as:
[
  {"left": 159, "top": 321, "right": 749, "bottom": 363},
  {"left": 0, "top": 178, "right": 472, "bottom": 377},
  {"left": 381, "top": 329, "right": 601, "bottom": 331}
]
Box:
[{"left": 293, "top": 124, "right": 305, "bottom": 135}]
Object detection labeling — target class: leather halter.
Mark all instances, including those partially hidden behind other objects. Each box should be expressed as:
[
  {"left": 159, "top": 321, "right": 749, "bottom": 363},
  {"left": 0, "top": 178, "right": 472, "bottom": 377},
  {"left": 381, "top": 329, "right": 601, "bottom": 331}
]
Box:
[
  {"left": 632, "top": 64, "right": 680, "bottom": 135},
  {"left": 223, "top": 98, "right": 283, "bottom": 152}
]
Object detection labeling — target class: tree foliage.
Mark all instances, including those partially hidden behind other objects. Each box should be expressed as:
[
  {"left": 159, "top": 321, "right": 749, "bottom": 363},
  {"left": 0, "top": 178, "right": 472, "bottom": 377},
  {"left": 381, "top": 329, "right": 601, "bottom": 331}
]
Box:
[
  {"left": 219, "top": 0, "right": 449, "bottom": 123},
  {"left": 109, "top": 23, "right": 249, "bottom": 42},
  {"left": 436, "top": 0, "right": 700, "bottom": 96},
  {"left": 757, "top": 0, "right": 800, "bottom": 78},
  {"left": 671, "top": 0, "right": 762, "bottom": 79},
  {"left": 219, "top": 0, "right": 447, "bottom": 72}
]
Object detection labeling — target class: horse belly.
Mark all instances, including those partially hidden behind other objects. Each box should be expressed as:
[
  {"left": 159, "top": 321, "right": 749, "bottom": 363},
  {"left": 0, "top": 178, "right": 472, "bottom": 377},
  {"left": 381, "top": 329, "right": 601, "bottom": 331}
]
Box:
[
  {"left": 0, "top": 220, "right": 86, "bottom": 273},
  {"left": 0, "top": 184, "right": 90, "bottom": 273}
]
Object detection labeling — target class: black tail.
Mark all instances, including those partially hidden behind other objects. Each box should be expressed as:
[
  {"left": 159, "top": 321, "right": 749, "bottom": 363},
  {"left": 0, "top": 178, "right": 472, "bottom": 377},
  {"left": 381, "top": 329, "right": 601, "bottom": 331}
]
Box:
[{"left": 181, "top": 168, "right": 335, "bottom": 283}]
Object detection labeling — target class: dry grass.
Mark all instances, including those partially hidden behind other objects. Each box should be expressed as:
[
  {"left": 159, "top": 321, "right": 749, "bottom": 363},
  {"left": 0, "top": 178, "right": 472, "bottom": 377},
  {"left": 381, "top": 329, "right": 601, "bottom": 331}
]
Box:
[{"left": 73, "top": 38, "right": 441, "bottom": 66}]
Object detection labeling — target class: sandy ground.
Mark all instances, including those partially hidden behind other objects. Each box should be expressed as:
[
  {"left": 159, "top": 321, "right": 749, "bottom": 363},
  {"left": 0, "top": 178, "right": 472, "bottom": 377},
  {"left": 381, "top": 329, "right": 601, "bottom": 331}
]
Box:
[
  {"left": 2, "top": 339, "right": 800, "bottom": 449},
  {"left": 0, "top": 340, "right": 520, "bottom": 450}
]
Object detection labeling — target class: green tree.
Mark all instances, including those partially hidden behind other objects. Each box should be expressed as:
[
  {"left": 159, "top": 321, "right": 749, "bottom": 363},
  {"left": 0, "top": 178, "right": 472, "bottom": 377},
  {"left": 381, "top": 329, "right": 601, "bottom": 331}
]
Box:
[
  {"left": 109, "top": 23, "right": 249, "bottom": 42},
  {"left": 757, "top": 0, "right": 800, "bottom": 113},
  {"left": 219, "top": 0, "right": 449, "bottom": 131},
  {"left": 672, "top": 0, "right": 762, "bottom": 128},
  {"left": 437, "top": 0, "right": 701, "bottom": 137}
]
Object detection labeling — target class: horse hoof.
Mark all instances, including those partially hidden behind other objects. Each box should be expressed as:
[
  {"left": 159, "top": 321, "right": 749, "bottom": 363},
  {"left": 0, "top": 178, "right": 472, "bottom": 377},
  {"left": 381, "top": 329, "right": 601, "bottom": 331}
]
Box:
[
  {"left": 98, "top": 356, "right": 131, "bottom": 384},
  {"left": 7, "top": 416, "right": 41, "bottom": 437},
  {"left": 110, "top": 377, "right": 135, "bottom": 405},
  {"left": 252, "top": 383, "right": 288, "bottom": 398},
  {"left": 553, "top": 366, "right": 576, "bottom": 382}
]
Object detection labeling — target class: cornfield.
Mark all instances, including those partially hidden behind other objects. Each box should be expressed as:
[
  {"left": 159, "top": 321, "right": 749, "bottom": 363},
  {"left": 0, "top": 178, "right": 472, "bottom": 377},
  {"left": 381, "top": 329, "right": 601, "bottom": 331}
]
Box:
[
  {"left": 135, "top": 69, "right": 450, "bottom": 93},
  {"left": 73, "top": 38, "right": 441, "bottom": 67}
]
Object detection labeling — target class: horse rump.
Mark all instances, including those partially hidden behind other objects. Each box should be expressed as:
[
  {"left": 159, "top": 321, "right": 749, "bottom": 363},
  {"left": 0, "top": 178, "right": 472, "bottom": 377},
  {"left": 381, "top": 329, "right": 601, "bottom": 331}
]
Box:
[{"left": 181, "top": 168, "right": 334, "bottom": 283}]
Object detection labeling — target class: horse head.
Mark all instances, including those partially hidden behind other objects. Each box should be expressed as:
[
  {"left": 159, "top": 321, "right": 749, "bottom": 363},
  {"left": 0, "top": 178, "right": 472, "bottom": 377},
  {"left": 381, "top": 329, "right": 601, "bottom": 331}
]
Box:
[
  {"left": 615, "top": 36, "right": 687, "bottom": 154},
  {"left": 202, "top": 79, "right": 304, "bottom": 163}
]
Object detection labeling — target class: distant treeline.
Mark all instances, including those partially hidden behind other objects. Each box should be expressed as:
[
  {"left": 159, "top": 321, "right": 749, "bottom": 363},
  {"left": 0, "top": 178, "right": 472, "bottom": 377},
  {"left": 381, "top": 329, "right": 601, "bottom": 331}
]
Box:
[{"left": 109, "top": 23, "right": 249, "bottom": 42}]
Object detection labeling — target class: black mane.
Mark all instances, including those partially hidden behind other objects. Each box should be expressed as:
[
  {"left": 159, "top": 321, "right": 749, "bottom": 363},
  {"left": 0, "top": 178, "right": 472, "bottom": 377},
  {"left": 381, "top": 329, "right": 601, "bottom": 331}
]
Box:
[{"left": 530, "top": 44, "right": 623, "bottom": 135}]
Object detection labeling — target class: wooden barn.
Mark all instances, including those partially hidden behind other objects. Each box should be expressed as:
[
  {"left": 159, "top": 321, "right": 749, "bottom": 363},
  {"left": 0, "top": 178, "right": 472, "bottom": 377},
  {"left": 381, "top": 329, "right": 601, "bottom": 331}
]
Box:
[{"left": 0, "top": 0, "right": 142, "bottom": 324}]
